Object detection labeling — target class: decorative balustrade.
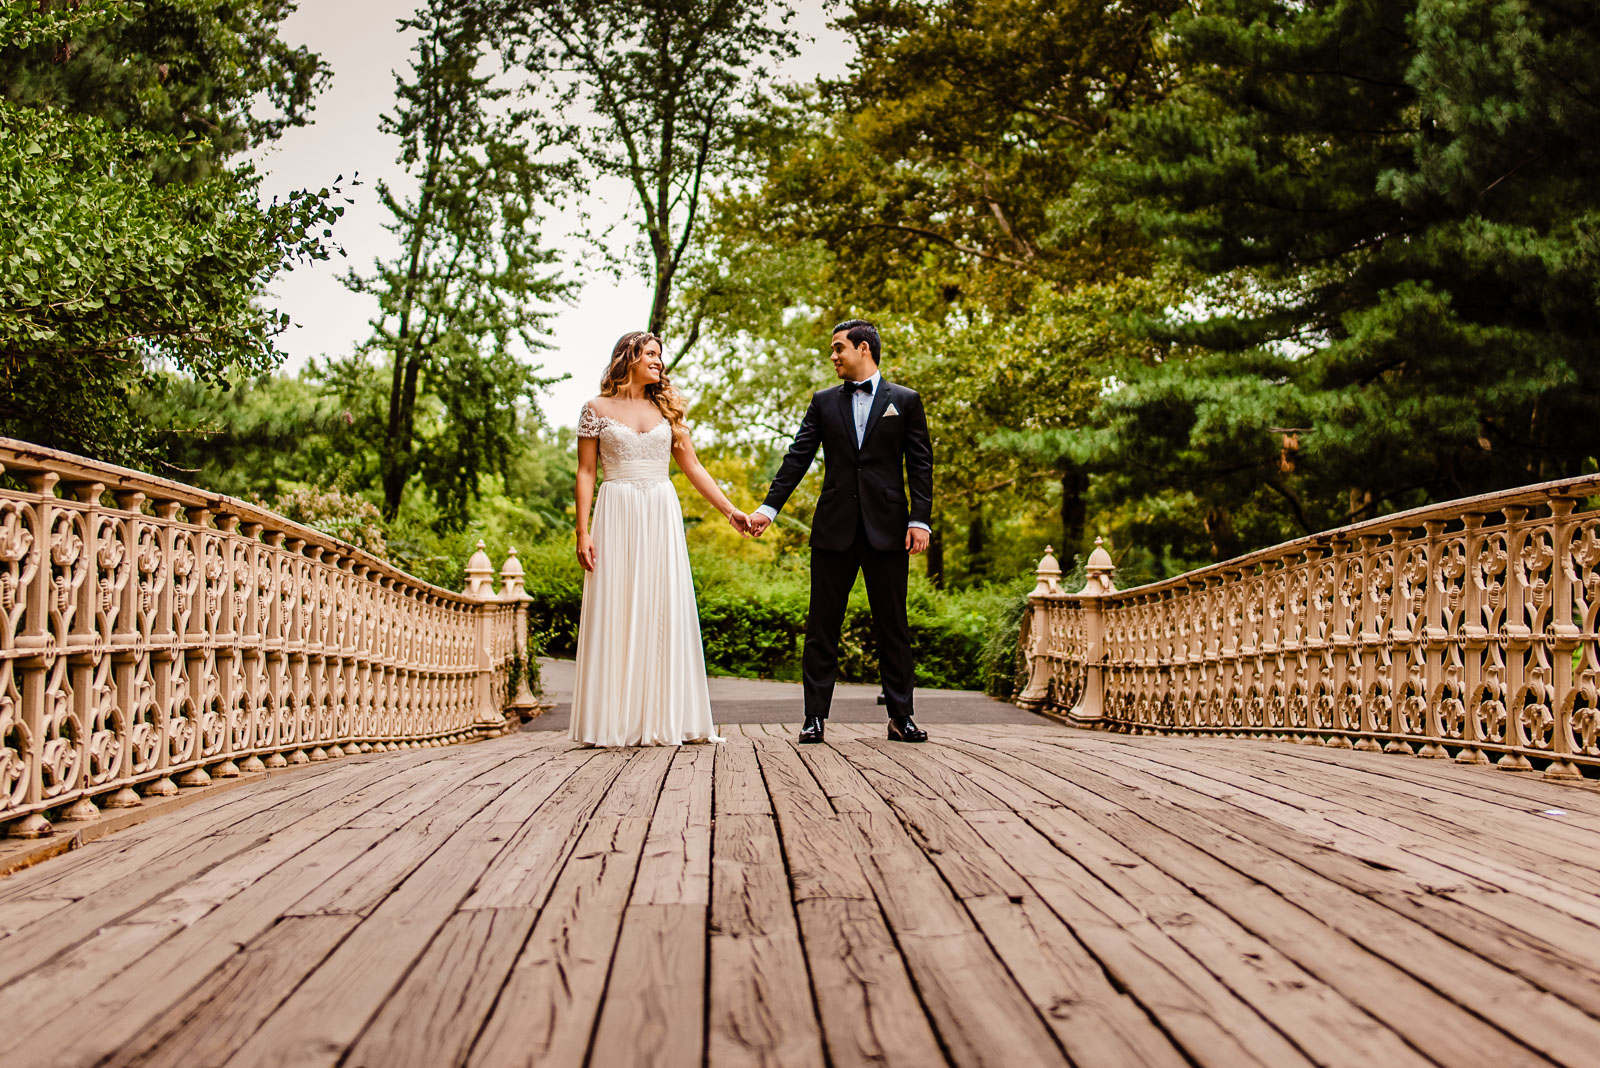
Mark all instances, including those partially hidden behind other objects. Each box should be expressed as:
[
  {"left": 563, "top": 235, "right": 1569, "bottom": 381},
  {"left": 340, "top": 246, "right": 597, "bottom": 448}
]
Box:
[
  {"left": 0, "top": 437, "right": 539, "bottom": 839},
  {"left": 1017, "top": 476, "right": 1600, "bottom": 780}
]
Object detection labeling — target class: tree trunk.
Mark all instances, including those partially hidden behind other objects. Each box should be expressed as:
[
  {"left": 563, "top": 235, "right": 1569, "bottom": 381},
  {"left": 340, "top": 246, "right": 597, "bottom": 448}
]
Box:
[
  {"left": 379, "top": 143, "right": 440, "bottom": 519},
  {"left": 1204, "top": 505, "right": 1240, "bottom": 562},
  {"left": 1059, "top": 464, "right": 1088, "bottom": 557},
  {"left": 926, "top": 525, "right": 944, "bottom": 588},
  {"left": 648, "top": 238, "right": 672, "bottom": 336},
  {"left": 1347, "top": 486, "right": 1373, "bottom": 522},
  {"left": 382, "top": 352, "right": 425, "bottom": 519},
  {"left": 966, "top": 509, "right": 987, "bottom": 579}
]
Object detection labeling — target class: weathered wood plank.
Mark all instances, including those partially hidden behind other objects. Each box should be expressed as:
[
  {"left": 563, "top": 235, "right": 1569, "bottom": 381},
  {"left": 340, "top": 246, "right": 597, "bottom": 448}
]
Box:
[
  {"left": 709, "top": 742, "right": 826, "bottom": 1068},
  {"left": 752, "top": 737, "right": 945, "bottom": 1066},
  {"left": 466, "top": 814, "right": 654, "bottom": 1067},
  {"left": 796, "top": 741, "right": 1068, "bottom": 1067},
  {"left": 287, "top": 748, "right": 613, "bottom": 917},
  {"left": 460, "top": 748, "right": 646, "bottom": 910},
  {"left": 947, "top": 738, "right": 1560, "bottom": 1066},
  {"left": 119, "top": 915, "right": 361, "bottom": 1068},
  {"left": 792, "top": 897, "right": 948, "bottom": 1068},
  {"left": 632, "top": 744, "right": 714, "bottom": 907},
  {"left": 219, "top": 749, "right": 622, "bottom": 1067},
  {"left": 2, "top": 744, "right": 541, "bottom": 1066},
  {"left": 10, "top": 724, "right": 1600, "bottom": 1068},
  {"left": 468, "top": 746, "right": 684, "bottom": 1066},
  {"left": 589, "top": 902, "right": 707, "bottom": 1068},
  {"left": 715, "top": 732, "right": 773, "bottom": 816},
  {"left": 1256, "top": 740, "right": 1600, "bottom": 816},
  {"left": 1090, "top": 740, "right": 1600, "bottom": 898},
  {"left": 753, "top": 739, "right": 874, "bottom": 901},
  {"left": 1016, "top": 742, "right": 1598, "bottom": 1067},
  {"left": 863, "top": 742, "right": 1311, "bottom": 1068},
  {"left": 1080, "top": 739, "right": 1600, "bottom": 998},
  {"left": 352, "top": 748, "right": 674, "bottom": 1067}
]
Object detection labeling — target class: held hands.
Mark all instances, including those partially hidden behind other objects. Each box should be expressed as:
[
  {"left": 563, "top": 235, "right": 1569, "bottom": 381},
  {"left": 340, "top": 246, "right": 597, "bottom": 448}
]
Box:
[
  {"left": 747, "top": 512, "right": 772, "bottom": 538},
  {"left": 576, "top": 531, "right": 597, "bottom": 572},
  {"left": 906, "top": 526, "right": 930, "bottom": 555}
]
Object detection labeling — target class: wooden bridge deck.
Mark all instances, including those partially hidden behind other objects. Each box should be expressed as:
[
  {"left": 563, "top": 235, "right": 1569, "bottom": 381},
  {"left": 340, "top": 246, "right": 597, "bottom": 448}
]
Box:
[{"left": 4, "top": 724, "right": 1600, "bottom": 1067}]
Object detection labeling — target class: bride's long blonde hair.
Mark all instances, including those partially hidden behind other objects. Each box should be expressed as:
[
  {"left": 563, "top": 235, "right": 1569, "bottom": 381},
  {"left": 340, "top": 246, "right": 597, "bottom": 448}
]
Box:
[{"left": 600, "top": 331, "right": 688, "bottom": 440}]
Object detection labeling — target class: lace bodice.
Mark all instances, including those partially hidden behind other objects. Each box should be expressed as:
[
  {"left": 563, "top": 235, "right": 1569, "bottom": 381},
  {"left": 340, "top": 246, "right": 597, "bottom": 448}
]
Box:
[{"left": 578, "top": 402, "right": 673, "bottom": 485}]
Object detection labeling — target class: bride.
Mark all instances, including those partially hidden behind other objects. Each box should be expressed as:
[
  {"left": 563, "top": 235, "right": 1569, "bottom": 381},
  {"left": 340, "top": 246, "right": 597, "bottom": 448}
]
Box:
[{"left": 569, "top": 331, "right": 748, "bottom": 746}]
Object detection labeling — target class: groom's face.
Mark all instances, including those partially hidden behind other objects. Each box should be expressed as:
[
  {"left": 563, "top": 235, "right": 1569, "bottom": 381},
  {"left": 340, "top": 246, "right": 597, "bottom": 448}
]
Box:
[{"left": 830, "top": 331, "right": 875, "bottom": 382}]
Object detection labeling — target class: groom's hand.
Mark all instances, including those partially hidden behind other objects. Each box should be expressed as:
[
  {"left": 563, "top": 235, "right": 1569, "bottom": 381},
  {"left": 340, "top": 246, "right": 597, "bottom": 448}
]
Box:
[
  {"left": 906, "top": 527, "right": 930, "bottom": 555},
  {"left": 748, "top": 512, "right": 772, "bottom": 537}
]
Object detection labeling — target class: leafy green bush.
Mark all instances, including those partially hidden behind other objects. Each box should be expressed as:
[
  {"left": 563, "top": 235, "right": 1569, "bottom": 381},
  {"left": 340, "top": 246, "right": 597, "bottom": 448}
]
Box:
[
  {"left": 252, "top": 487, "right": 387, "bottom": 557},
  {"left": 524, "top": 536, "right": 1030, "bottom": 693}
]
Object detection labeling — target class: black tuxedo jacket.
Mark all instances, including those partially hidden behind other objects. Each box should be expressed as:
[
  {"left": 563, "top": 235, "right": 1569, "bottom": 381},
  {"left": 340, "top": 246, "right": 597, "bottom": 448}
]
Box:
[{"left": 762, "top": 377, "right": 934, "bottom": 552}]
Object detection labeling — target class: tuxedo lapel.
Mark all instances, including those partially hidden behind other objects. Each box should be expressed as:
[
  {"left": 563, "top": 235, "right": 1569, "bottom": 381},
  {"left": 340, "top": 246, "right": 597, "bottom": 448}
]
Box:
[
  {"left": 858, "top": 378, "right": 893, "bottom": 449},
  {"left": 835, "top": 384, "right": 858, "bottom": 454}
]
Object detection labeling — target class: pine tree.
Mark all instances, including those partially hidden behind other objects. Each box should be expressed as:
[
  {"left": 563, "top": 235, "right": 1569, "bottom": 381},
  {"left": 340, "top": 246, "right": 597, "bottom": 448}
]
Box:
[
  {"left": 345, "top": 0, "right": 568, "bottom": 522},
  {"left": 1101, "top": 0, "right": 1600, "bottom": 530}
]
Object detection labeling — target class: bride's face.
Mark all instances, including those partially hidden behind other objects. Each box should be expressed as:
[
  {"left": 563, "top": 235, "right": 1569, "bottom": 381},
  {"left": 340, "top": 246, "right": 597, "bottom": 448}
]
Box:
[{"left": 632, "top": 339, "right": 664, "bottom": 385}]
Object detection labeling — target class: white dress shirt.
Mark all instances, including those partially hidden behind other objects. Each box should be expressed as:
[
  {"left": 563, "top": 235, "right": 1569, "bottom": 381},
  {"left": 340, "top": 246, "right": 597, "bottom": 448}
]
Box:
[{"left": 757, "top": 371, "right": 931, "bottom": 533}]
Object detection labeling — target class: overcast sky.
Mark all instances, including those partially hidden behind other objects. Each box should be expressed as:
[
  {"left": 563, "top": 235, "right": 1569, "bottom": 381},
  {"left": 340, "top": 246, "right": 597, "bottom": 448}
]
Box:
[{"left": 253, "top": 1, "right": 852, "bottom": 430}]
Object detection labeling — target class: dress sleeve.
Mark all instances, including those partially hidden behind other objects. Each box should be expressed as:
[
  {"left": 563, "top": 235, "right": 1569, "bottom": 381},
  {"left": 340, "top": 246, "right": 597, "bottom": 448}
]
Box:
[{"left": 577, "top": 402, "right": 604, "bottom": 439}]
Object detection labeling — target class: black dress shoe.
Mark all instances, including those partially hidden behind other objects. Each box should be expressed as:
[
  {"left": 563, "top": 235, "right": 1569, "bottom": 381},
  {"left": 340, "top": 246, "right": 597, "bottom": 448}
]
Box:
[
  {"left": 887, "top": 716, "right": 928, "bottom": 743},
  {"left": 798, "top": 715, "right": 825, "bottom": 744}
]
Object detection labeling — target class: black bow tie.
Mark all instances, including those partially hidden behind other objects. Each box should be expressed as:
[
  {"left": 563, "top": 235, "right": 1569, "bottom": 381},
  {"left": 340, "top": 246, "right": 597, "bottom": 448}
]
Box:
[{"left": 850, "top": 379, "right": 875, "bottom": 395}]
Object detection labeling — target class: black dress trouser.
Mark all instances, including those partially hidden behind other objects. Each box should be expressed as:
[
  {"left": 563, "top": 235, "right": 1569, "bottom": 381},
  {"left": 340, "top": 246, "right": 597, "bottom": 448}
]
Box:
[{"left": 802, "top": 519, "right": 914, "bottom": 720}]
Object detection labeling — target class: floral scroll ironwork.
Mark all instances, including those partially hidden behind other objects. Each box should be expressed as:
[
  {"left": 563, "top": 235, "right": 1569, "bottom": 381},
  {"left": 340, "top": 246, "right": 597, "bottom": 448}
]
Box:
[
  {"left": 1016, "top": 479, "right": 1600, "bottom": 781},
  {"left": 0, "top": 438, "right": 538, "bottom": 839}
]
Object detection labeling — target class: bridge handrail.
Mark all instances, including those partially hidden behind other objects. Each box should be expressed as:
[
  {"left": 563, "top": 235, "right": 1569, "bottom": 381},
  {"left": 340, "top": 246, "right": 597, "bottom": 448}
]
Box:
[
  {"left": 1017, "top": 476, "right": 1600, "bottom": 779},
  {"left": 0, "top": 437, "right": 539, "bottom": 839}
]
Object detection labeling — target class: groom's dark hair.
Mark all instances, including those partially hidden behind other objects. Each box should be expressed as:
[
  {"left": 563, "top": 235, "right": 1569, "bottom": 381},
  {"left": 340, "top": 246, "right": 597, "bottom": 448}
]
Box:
[{"left": 833, "top": 319, "right": 881, "bottom": 364}]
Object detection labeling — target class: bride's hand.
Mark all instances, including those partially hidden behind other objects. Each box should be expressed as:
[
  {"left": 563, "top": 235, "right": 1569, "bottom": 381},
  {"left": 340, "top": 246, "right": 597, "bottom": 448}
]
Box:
[
  {"left": 727, "top": 510, "right": 751, "bottom": 537},
  {"left": 576, "top": 532, "right": 597, "bottom": 572}
]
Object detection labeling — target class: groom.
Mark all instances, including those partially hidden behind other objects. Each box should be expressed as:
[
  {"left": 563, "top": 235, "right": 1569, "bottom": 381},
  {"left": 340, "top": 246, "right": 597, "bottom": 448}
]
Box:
[{"left": 748, "top": 320, "right": 934, "bottom": 744}]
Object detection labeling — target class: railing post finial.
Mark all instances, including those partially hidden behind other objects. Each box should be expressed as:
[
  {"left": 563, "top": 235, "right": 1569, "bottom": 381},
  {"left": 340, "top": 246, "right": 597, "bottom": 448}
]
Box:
[
  {"left": 499, "top": 546, "right": 526, "bottom": 600},
  {"left": 465, "top": 539, "right": 496, "bottom": 599},
  {"left": 1086, "top": 536, "right": 1117, "bottom": 595},
  {"left": 1031, "top": 545, "right": 1062, "bottom": 597}
]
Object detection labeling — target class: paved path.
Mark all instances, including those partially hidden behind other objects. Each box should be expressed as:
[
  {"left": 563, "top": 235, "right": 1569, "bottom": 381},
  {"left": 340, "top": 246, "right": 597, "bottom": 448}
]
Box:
[
  {"left": 4, "top": 722, "right": 1600, "bottom": 1066},
  {"left": 527, "top": 657, "right": 1041, "bottom": 733}
]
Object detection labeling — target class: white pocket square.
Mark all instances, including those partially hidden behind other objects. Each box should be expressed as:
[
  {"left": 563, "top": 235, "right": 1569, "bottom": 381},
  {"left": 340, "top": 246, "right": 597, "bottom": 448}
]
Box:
[{"left": 884, "top": 403, "right": 900, "bottom": 417}]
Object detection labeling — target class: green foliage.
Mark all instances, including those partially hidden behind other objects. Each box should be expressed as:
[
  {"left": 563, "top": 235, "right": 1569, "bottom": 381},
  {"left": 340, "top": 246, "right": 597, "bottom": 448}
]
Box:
[
  {"left": 252, "top": 486, "right": 388, "bottom": 557},
  {"left": 680, "top": 0, "right": 1190, "bottom": 587},
  {"left": 1099, "top": 0, "right": 1600, "bottom": 533},
  {"left": 137, "top": 370, "right": 364, "bottom": 492},
  {"left": 1, "top": 0, "right": 328, "bottom": 176},
  {"left": 0, "top": 0, "right": 340, "bottom": 462},
  {"left": 494, "top": 0, "right": 801, "bottom": 337},
  {"left": 0, "top": 100, "right": 344, "bottom": 460},
  {"left": 523, "top": 535, "right": 1024, "bottom": 691},
  {"left": 350, "top": 0, "right": 567, "bottom": 521}
]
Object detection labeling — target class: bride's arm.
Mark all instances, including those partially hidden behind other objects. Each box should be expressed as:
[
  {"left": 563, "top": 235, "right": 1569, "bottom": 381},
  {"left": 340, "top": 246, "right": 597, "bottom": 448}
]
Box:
[
  {"left": 575, "top": 435, "right": 599, "bottom": 570},
  {"left": 671, "top": 430, "right": 749, "bottom": 534}
]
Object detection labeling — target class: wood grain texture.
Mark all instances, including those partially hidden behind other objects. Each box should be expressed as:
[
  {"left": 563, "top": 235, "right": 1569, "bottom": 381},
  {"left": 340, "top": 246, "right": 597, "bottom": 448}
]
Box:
[{"left": 2, "top": 726, "right": 1600, "bottom": 1067}]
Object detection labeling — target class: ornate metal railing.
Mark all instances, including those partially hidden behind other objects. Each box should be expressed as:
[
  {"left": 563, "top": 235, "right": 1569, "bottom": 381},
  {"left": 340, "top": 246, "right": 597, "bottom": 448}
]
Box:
[
  {"left": 0, "top": 437, "right": 539, "bottom": 839},
  {"left": 1017, "top": 476, "right": 1600, "bottom": 780}
]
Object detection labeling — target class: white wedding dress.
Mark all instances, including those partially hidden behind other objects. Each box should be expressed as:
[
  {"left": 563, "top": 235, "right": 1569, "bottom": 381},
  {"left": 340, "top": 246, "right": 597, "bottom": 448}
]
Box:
[{"left": 569, "top": 403, "right": 723, "bottom": 746}]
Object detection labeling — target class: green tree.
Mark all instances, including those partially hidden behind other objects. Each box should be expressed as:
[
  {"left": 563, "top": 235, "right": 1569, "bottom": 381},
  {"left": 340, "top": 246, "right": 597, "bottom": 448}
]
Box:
[
  {"left": 1099, "top": 0, "right": 1600, "bottom": 535},
  {"left": 681, "top": 0, "right": 1187, "bottom": 580},
  {"left": 349, "top": 0, "right": 568, "bottom": 521},
  {"left": 495, "top": 0, "right": 800, "bottom": 343},
  {"left": 0, "top": 91, "right": 343, "bottom": 460},
  {"left": 0, "top": 0, "right": 342, "bottom": 461},
  {"left": 137, "top": 369, "right": 365, "bottom": 494},
  {"left": 1, "top": 0, "right": 328, "bottom": 178}
]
